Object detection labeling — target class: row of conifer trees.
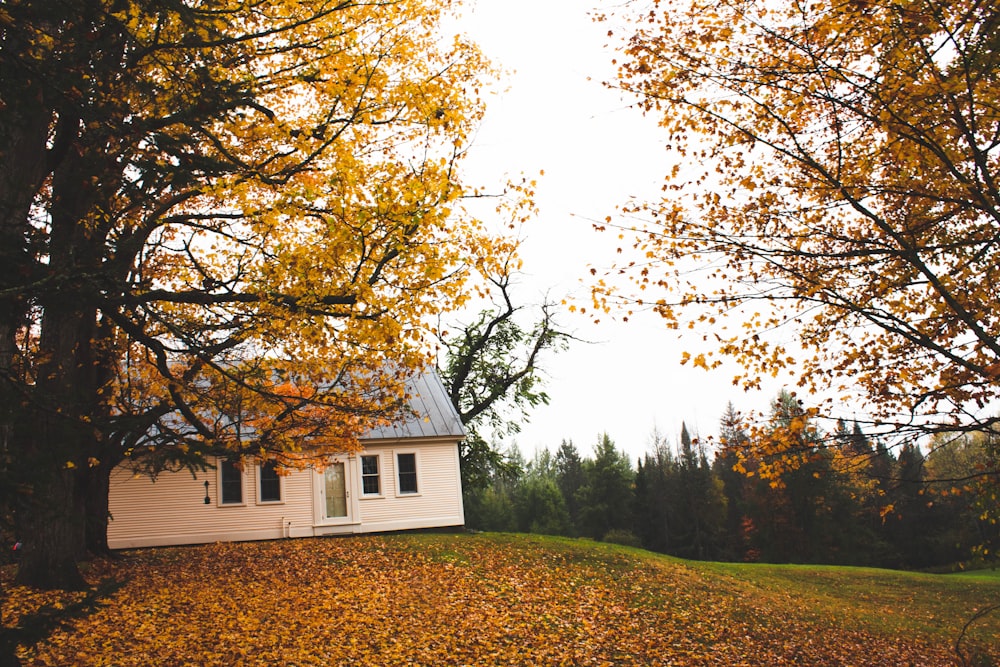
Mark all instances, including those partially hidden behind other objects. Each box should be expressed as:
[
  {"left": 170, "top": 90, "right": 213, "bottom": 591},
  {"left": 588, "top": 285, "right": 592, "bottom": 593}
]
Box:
[{"left": 463, "top": 393, "right": 999, "bottom": 570}]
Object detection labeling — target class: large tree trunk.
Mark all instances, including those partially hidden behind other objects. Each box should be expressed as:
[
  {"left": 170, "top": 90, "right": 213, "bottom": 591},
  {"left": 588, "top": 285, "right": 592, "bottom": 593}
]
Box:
[
  {"left": 0, "top": 5, "right": 50, "bottom": 552},
  {"left": 84, "top": 455, "right": 118, "bottom": 558},
  {"left": 14, "top": 222, "right": 100, "bottom": 589},
  {"left": 14, "top": 460, "right": 87, "bottom": 591},
  {"left": 12, "top": 389, "right": 89, "bottom": 590},
  {"left": 10, "top": 83, "right": 110, "bottom": 587},
  {"left": 13, "top": 299, "right": 96, "bottom": 589},
  {"left": 13, "top": 364, "right": 114, "bottom": 586}
]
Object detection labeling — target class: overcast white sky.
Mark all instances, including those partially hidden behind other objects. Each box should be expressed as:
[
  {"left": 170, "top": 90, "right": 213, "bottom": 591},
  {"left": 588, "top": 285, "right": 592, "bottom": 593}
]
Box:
[{"left": 449, "top": 1, "right": 789, "bottom": 463}]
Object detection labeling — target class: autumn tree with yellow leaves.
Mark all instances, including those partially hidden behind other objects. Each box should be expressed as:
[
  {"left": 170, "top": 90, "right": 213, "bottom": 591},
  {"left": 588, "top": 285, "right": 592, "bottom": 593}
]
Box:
[
  {"left": 600, "top": 1, "right": 1000, "bottom": 497},
  {"left": 0, "top": 0, "right": 509, "bottom": 589}
]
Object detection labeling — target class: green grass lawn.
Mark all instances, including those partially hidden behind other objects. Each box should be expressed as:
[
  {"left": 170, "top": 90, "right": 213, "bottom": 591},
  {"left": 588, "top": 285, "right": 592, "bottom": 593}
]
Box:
[{"left": 4, "top": 532, "right": 999, "bottom": 666}]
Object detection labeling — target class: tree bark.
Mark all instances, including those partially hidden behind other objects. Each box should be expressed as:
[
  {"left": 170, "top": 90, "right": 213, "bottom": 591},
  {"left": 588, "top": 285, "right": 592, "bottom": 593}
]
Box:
[
  {"left": 84, "top": 454, "right": 118, "bottom": 558},
  {"left": 13, "top": 428, "right": 88, "bottom": 591},
  {"left": 12, "top": 307, "right": 95, "bottom": 589},
  {"left": 13, "top": 504, "right": 87, "bottom": 592},
  {"left": 13, "top": 179, "right": 100, "bottom": 588},
  {"left": 12, "top": 303, "right": 93, "bottom": 588}
]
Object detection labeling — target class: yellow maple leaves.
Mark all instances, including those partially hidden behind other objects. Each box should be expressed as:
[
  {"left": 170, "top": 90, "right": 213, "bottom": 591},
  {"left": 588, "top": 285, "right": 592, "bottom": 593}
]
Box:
[
  {"left": 7, "top": 534, "right": 997, "bottom": 665},
  {"left": 597, "top": 0, "right": 1000, "bottom": 442},
  {"left": 56, "top": 0, "right": 524, "bottom": 461}
]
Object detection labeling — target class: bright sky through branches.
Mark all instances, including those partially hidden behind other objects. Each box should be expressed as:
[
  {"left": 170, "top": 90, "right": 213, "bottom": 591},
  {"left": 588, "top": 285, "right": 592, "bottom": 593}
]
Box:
[{"left": 453, "top": 0, "right": 787, "bottom": 461}]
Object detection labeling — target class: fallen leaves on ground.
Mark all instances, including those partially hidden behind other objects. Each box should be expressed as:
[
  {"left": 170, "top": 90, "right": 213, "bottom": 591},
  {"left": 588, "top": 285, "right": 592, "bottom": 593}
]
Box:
[{"left": 4, "top": 534, "right": 999, "bottom": 665}]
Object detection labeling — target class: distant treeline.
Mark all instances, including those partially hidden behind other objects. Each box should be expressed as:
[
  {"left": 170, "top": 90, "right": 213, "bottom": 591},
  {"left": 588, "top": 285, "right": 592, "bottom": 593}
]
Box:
[{"left": 463, "top": 393, "right": 999, "bottom": 570}]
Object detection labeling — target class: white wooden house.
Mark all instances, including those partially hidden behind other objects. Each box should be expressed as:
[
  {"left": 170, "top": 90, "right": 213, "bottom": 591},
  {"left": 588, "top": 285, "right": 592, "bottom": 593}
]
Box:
[{"left": 107, "top": 371, "right": 466, "bottom": 549}]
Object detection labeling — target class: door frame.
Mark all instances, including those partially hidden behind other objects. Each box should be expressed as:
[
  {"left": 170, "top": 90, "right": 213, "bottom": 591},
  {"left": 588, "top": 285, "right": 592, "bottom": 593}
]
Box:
[{"left": 313, "top": 455, "right": 361, "bottom": 526}]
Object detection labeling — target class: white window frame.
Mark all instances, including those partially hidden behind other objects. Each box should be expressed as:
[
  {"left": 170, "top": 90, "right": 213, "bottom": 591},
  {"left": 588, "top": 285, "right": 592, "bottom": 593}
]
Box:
[
  {"left": 217, "top": 457, "right": 246, "bottom": 507},
  {"left": 256, "top": 460, "right": 284, "bottom": 505},
  {"left": 394, "top": 450, "right": 421, "bottom": 497},
  {"left": 359, "top": 453, "right": 383, "bottom": 498}
]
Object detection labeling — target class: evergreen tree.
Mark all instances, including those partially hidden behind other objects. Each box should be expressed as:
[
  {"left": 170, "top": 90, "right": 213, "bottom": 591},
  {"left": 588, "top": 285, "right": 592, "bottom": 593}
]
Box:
[
  {"left": 577, "top": 434, "right": 634, "bottom": 540},
  {"left": 633, "top": 429, "right": 674, "bottom": 553},
  {"left": 673, "top": 422, "right": 726, "bottom": 560},
  {"left": 631, "top": 424, "right": 728, "bottom": 560},
  {"left": 679, "top": 423, "right": 696, "bottom": 469},
  {"left": 848, "top": 422, "right": 874, "bottom": 458},
  {"left": 870, "top": 437, "right": 896, "bottom": 513},
  {"left": 634, "top": 457, "right": 651, "bottom": 545},
  {"left": 528, "top": 447, "right": 558, "bottom": 480},
  {"left": 883, "top": 441, "right": 973, "bottom": 569},
  {"left": 715, "top": 402, "right": 749, "bottom": 560},
  {"left": 834, "top": 418, "right": 851, "bottom": 448},
  {"left": 464, "top": 486, "right": 517, "bottom": 533},
  {"left": 459, "top": 432, "right": 516, "bottom": 498},
  {"left": 742, "top": 391, "right": 851, "bottom": 563},
  {"left": 832, "top": 422, "right": 892, "bottom": 565},
  {"left": 554, "top": 439, "right": 585, "bottom": 534},
  {"left": 884, "top": 443, "right": 933, "bottom": 567}
]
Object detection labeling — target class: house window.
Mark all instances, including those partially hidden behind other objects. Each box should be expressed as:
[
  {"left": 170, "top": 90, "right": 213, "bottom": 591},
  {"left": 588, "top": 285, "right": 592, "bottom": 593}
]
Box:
[
  {"left": 258, "top": 461, "right": 282, "bottom": 503},
  {"left": 219, "top": 458, "right": 243, "bottom": 505},
  {"left": 396, "top": 452, "right": 418, "bottom": 494},
  {"left": 361, "top": 454, "right": 381, "bottom": 496}
]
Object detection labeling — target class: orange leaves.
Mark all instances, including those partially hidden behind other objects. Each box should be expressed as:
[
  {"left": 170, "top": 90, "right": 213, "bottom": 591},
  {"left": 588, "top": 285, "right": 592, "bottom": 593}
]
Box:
[
  {"left": 599, "top": 0, "right": 1000, "bottom": 439},
  {"left": 8, "top": 535, "right": 996, "bottom": 666},
  {"left": 680, "top": 351, "right": 713, "bottom": 370},
  {"left": 3, "top": 0, "right": 531, "bottom": 591},
  {"left": 9, "top": 0, "right": 512, "bottom": 477}
]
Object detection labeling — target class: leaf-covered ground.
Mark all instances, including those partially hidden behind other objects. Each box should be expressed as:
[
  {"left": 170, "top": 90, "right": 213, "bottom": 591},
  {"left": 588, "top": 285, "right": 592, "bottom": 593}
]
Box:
[{"left": 4, "top": 533, "right": 999, "bottom": 665}]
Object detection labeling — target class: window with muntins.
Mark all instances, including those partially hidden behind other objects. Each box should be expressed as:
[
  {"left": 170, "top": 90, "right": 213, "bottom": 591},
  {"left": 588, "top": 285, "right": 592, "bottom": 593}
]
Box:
[
  {"left": 361, "top": 455, "right": 381, "bottom": 495},
  {"left": 259, "top": 461, "right": 281, "bottom": 503},
  {"left": 396, "top": 452, "right": 418, "bottom": 494},
  {"left": 220, "top": 458, "right": 243, "bottom": 504}
]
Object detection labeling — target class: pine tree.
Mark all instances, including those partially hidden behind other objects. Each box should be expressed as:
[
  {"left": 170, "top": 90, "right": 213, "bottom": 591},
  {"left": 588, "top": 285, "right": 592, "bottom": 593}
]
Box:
[
  {"left": 715, "top": 402, "right": 748, "bottom": 560},
  {"left": 554, "top": 439, "right": 585, "bottom": 534},
  {"left": 577, "top": 434, "right": 634, "bottom": 540},
  {"left": 633, "top": 429, "right": 674, "bottom": 553},
  {"left": 673, "top": 422, "right": 725, "bottom": 560},
  {"left": 849, "top": 422, "right": 873, "bottom": 458}
]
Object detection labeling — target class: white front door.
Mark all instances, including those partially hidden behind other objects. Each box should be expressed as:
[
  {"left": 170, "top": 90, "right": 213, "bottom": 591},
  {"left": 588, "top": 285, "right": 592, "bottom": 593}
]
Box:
[{"left": 323, "top": 461, "right": 350, "bottom": 521}]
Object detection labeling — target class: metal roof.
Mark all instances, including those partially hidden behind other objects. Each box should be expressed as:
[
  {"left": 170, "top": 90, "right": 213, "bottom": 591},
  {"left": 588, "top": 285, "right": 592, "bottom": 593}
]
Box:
[{"left": 362, "top": 370, "right": 466, "bottom": 441}]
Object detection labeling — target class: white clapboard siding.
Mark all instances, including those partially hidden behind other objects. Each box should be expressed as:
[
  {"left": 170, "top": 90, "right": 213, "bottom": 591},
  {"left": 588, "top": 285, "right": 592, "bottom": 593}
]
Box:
[
  {"left": 108, "top": 463, "right": 316, "bottom": 549},
  {"left": 107, "top": 370, "right": 467, "bottom": 549},
  {"left": 354, "top": 443, "right": 465, "bottom": 533},
  {"left": 107, "top": 441, "right": 465, "bottom": 548}
]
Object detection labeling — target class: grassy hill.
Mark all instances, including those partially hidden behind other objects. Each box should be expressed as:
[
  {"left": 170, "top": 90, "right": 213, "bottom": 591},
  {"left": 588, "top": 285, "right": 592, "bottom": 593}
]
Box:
[{"left": 5, "top": 532, "right": 999, "bottom": 665}]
